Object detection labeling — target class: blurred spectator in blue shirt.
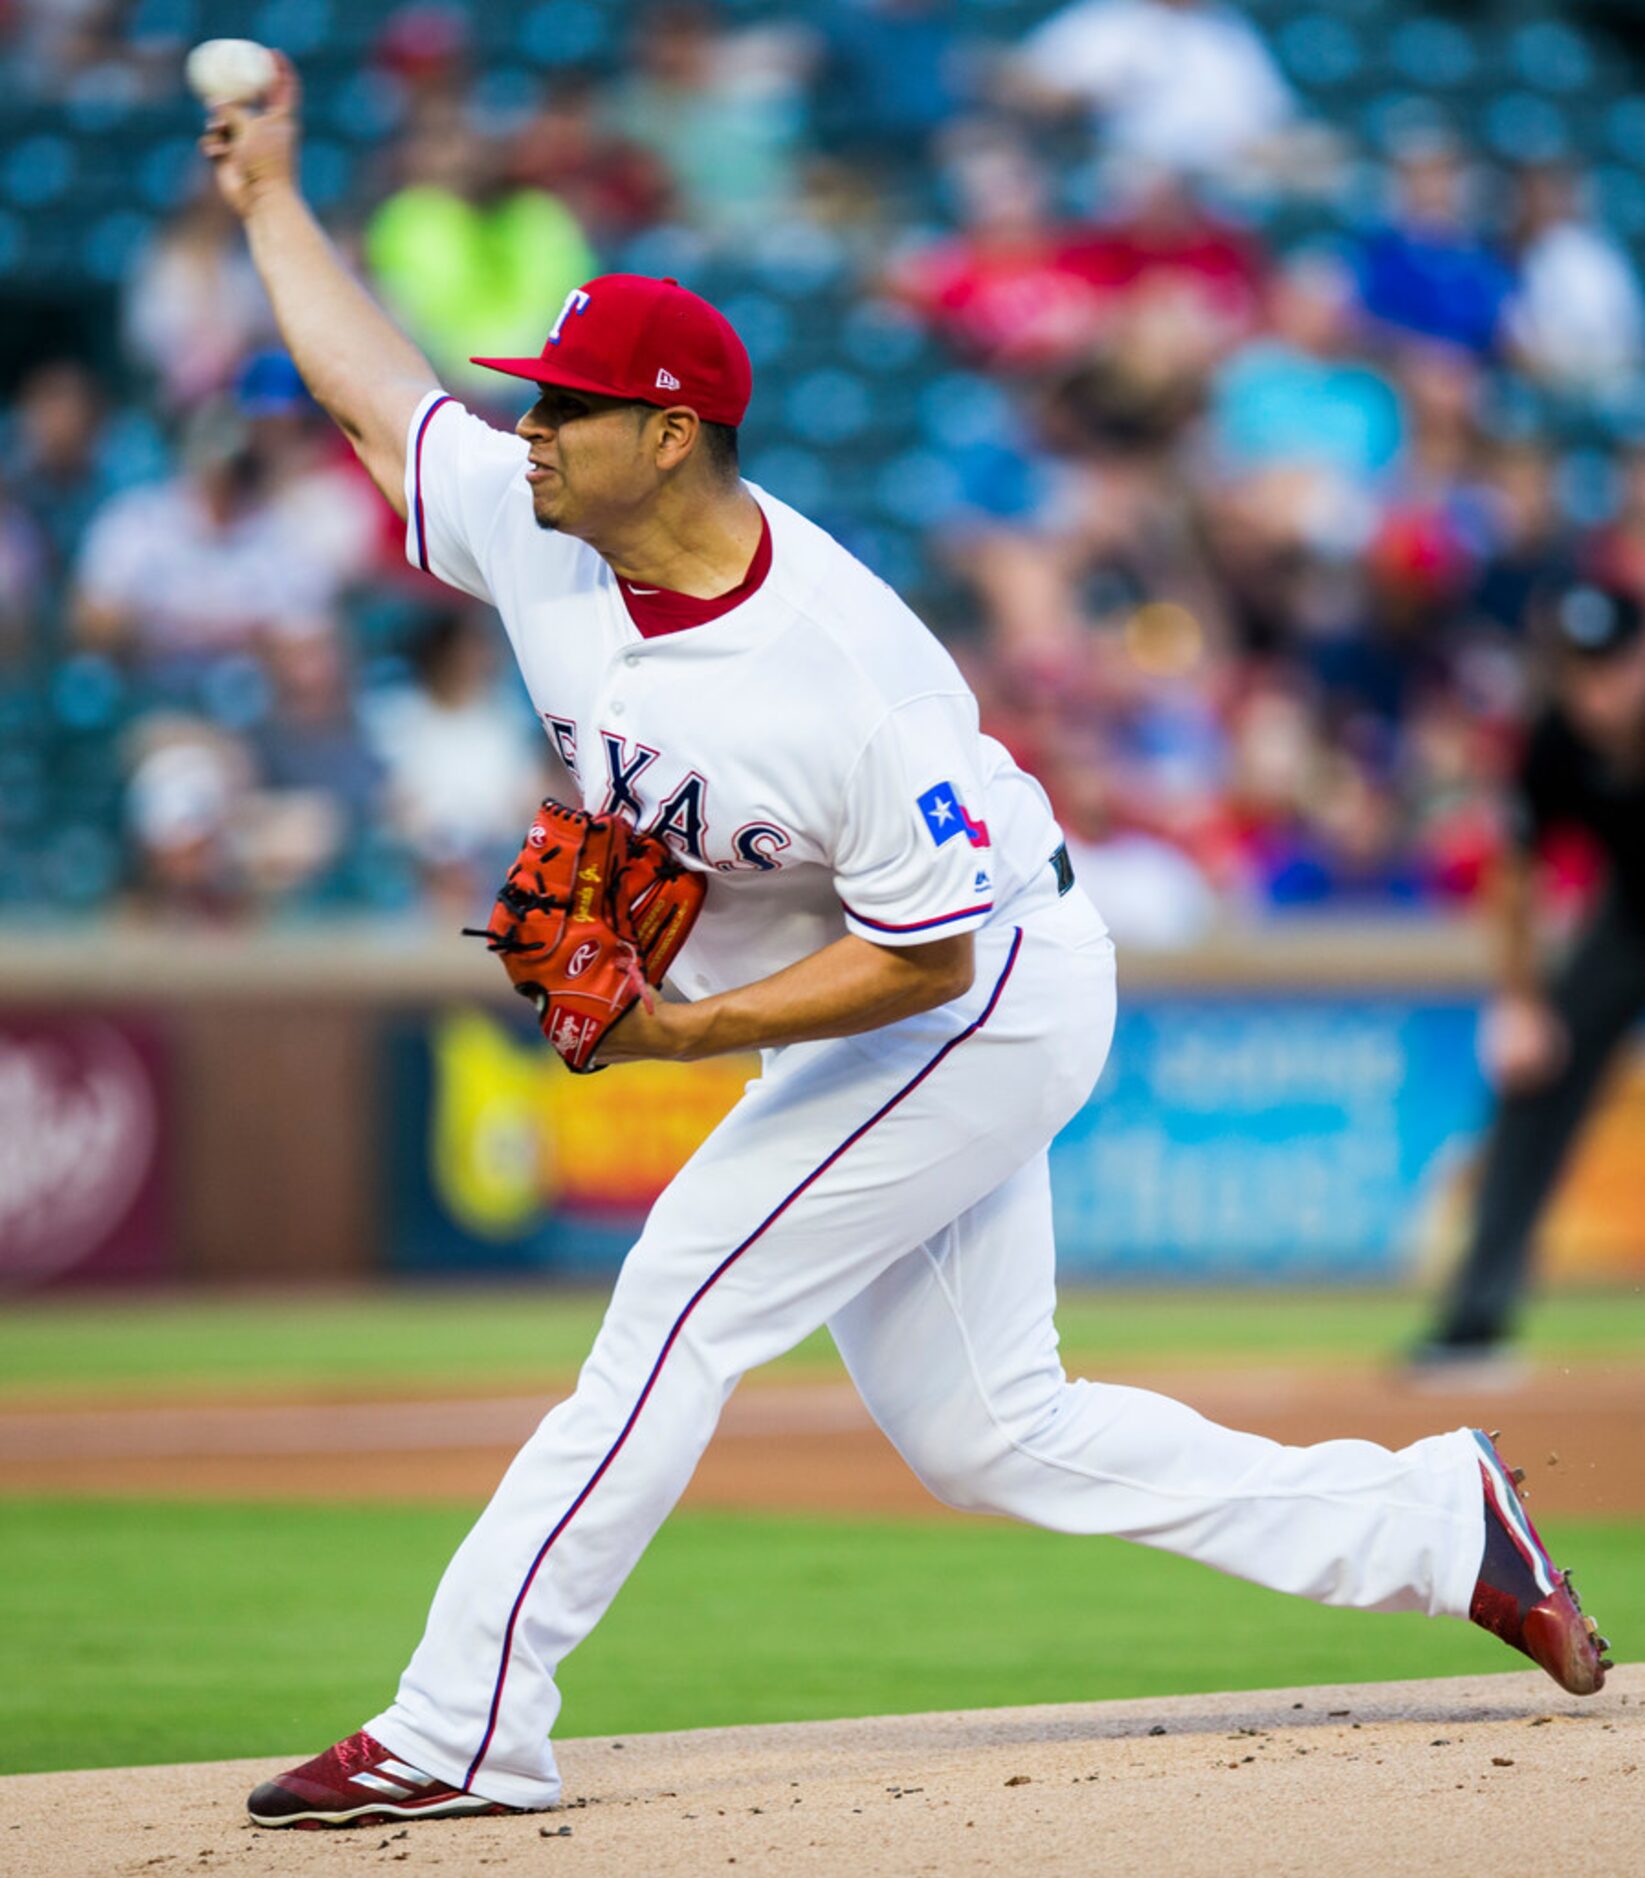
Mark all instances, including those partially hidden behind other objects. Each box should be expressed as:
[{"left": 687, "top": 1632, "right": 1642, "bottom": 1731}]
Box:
[
  {"left": 1355, "top": 133, "right": 1514, "bottom": 357},
  {"left": 1505, "top": 162, "right": 1645, "bottom": 396},
  {"left": 1209, "top": 252, "right": 1404, "bottom": 486}
]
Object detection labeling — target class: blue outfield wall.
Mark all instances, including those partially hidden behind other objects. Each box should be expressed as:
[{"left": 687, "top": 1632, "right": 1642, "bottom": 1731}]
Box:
[{"left": 386, "top": 994, "right": 1491, "bottom": 1283}]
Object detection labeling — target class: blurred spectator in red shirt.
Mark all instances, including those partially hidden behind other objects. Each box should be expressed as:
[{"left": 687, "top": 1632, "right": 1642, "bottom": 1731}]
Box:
[
  {"left": 372, "top": 3, "right": 470, "bottom": 101},
  {"left": 1064, "top": 164, "right": 1264, "bottom": 339},
  {"left": 509, "top": 73, "right": 675, "bottom": 246},
  {"left": 1057, "top": 162, "right": 1265, "bottom": 394},
  {"left": 887, "top": 128, "right": 1112, "bottom": 373}
]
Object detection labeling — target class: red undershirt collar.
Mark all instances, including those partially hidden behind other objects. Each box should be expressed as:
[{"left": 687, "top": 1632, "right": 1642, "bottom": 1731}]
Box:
[{"left": 615, "top": 508, "right": 773, "bottom": 637}]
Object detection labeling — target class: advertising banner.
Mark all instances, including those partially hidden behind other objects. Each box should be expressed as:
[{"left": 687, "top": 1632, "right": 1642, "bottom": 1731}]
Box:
[
  {"left": 0, "top": 1015, "right": 171, "bottom": 1289},
  {"left": 388, "top": 998, "right": 1645, "bottom": 1283},
  {"left": 387, "top": 1008, "right": 752, "bottom": 1274},
  {"left": 1050, "top": 998, "right": 1487, "bottom": 1280}
]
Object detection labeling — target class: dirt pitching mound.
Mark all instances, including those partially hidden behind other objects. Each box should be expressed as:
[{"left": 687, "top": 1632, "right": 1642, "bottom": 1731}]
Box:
[{"left": 4, "top": 1667, "right": 1639, "bottom": 1877}]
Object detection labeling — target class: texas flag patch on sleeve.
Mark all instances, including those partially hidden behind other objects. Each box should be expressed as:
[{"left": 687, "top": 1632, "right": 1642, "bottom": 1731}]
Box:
[{"left": 918, "top": 782, "right": 990, "bottom": 850}]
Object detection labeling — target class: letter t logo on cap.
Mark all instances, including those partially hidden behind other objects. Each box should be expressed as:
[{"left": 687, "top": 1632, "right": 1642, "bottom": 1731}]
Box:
[{"left": 548, "top": 288, "right": 592, "bottom": 345}]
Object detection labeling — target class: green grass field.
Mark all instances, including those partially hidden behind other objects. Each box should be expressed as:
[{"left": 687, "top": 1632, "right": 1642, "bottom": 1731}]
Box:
[
  {"left": 3, "top": 1285, "right": 1641, "bottom": 1780},
  {"left": 3, "top": 1499, "right": 1639, "bottom": 1778},
  {"left": 4, "top": 1284, "right": 1645, "bottom": 1400}
]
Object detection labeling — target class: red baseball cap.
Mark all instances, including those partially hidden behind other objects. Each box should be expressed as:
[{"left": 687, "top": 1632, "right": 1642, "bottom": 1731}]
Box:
[{"left": 472, "top": 274, "right": 753, "bottom": 427}]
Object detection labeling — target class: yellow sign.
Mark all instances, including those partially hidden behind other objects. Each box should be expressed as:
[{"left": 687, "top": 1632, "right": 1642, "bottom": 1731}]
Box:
[{"left": 430, "top": 1008, "right": 752, "bottom": 1240}]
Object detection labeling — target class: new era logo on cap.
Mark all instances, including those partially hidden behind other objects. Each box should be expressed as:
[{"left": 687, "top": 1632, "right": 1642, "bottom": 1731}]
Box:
[{"left": 471, "top": 275, "right": 753, "bottom": 427}]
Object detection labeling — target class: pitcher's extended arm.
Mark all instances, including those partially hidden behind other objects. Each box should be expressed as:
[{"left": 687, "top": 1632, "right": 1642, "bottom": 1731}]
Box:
[{"left": 199, "top": 52, "right": 437, "bottom": 515}]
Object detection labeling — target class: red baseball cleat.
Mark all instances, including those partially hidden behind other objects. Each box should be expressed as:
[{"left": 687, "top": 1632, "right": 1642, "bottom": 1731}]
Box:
[
  {"left": 1469, "top": 1430, "right": 1613, "bottom": 1696},
  {"left": 246, "top": 1729, "right": 522, "bottom": 1829}
]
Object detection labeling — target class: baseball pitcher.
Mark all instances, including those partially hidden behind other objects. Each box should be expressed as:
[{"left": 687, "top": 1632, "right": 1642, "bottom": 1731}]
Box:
[{"left": 196, "top": 55, "right": 1612, "bottom": 1831}]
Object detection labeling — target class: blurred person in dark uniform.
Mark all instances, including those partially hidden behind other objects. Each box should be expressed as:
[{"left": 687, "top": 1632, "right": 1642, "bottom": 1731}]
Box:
[{"left": 1412, "top": 582, "right": 1645, "bottom": 1376}]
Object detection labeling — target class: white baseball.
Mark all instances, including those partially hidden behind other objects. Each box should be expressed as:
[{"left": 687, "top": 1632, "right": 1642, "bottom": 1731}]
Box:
[{"left": 185, "top": 38, "right": 277, "bottom": 109}]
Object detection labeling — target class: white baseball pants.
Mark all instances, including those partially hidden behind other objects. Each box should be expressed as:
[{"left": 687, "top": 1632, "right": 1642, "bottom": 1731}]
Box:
[{"left": 368, "top": 892, "right": 1485, "bottom": 1809}]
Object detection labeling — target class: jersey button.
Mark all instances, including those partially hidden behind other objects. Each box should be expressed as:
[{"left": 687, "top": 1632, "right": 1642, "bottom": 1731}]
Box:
[
  {"left": 610, "top": 699, "right": 626, "bottom": 716},
  {"left": 624, "top": 654, "right": 640, "bottom": 669}
]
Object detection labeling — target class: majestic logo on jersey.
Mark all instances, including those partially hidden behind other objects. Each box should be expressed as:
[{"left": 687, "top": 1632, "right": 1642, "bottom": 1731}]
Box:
[
  {"left": 918, "top": 783, "right": 990, "bottom": 850},
  {"left": 548, "top": 287, "right": 592, "bottom": 344}
]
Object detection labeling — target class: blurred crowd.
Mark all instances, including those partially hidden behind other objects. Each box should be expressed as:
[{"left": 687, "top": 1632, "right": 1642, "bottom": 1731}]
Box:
[{"left": 3, "top": 0, "right": 1644, "bottom": 942}]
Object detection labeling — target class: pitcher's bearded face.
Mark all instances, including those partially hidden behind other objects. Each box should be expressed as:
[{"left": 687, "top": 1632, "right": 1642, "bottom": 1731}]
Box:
[{"left": 516, "top": 388, "right": 661, "bottom": 538}]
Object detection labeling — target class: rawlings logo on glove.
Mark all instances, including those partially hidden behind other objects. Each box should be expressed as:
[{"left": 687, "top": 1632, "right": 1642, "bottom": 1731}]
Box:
[{"left": 465, "top": 801, "right": 706, "bottom": 1072}]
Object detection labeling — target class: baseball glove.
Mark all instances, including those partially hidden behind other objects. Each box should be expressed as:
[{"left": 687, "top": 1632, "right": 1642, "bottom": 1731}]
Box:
[{"left": 466, "top": 801, "right": 706, "bottom": 1072}]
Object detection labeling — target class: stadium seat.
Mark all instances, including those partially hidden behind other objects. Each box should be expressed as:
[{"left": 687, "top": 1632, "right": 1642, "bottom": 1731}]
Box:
[
  {"left": 1508, "top": 20, "right": 1596, "bottom": 95},
  {"left": 717, "top": 292, "right": 792, "bottom": 369},
  {"left": 253, "top": 0, "right": 334, "bottom": 59},
  {"left": 1, "top": 136, "right": 76, "bottom": 209},
  {"left": 1277, "top": 15, "right": 1365, "bottom": 90},
  {"left": 1384, "top": 19, "right": 1477, "bottom": 91},
  {"left": 519, "top": 1, "right": 614, "bottom": 69},
  {"left": 744, "top": 445, "right": 829, "bottom": 513}
]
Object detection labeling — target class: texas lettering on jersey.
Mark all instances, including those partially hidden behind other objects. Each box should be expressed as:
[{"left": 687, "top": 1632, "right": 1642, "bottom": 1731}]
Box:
[{"left": 543, "top": 713, "right": 792, "bottom": 873}]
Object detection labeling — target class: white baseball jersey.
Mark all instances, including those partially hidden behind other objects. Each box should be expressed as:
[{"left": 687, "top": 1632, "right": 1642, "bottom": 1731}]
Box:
[
  {"left": 404, "top": 390, "right": 1078, "bottom": 997},
  {"left": 365, "top": 387, "right": 1486, "bottom": 1812}
]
